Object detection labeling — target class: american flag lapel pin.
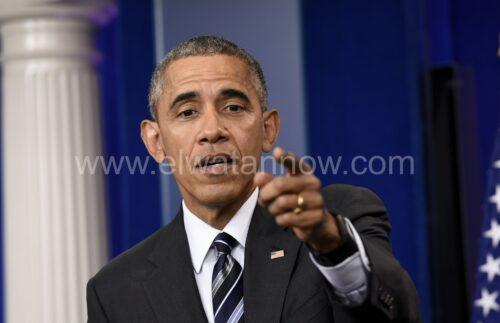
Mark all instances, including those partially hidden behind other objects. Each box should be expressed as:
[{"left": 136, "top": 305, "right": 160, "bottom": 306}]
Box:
[{"left": 270, "top": 249, "right": 285, "bottom": 259}]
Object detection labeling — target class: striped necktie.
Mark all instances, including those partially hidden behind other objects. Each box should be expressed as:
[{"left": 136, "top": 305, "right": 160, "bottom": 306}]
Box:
[{"left": 212, "top": 232, "right": 244, "bottom": 323}]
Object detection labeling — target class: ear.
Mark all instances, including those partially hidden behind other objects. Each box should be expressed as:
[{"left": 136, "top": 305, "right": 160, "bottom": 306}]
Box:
[
  {"left": 140, "top": 119, "right": 166, "bottom": 163},
  {"left": 261, "top": 108, "right": 280, "bottom": 153}
]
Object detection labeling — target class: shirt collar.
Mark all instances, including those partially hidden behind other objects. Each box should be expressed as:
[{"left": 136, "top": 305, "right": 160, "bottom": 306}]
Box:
[{"left": 183, "top": 187, "right": 259, "bottom": 273}]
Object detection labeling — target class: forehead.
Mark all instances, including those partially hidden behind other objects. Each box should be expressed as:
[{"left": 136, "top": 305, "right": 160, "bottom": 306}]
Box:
[{"left": 164, "top": 55, "right": 253, "bottom": 94}]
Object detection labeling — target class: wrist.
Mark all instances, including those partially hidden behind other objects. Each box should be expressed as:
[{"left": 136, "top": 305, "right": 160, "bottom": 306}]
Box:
[
  {"left": 308, "top": 213, "right": 358, "bottom": 266},
  {"left": 308, "top": 210, "right": 342, "bottom": 253}
]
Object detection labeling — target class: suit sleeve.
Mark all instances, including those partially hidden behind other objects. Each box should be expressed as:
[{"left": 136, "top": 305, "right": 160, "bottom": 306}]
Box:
[
  {"left": 322, "top": 185, "right": 421, "bottom": 323},
  {"left": 87, "top": 277, "right": 110, "bottom": 323}
]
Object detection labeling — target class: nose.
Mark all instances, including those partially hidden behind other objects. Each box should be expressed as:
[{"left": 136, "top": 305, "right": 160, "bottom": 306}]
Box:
[{"left": 196, "top": 108, "right": 228, "bottom": 145}]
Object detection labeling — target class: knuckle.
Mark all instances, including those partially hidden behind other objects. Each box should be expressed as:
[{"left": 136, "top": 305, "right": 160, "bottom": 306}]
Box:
[
  {"left": 309, "top": 176, "right": 321, "bottom": 188},
  {"left": 315, "top": 193, "right": 324, "bottom": 206},
  {"left": 274, "top": 177, "right": 285, "bottom": 191},
  {"left": 277, "top": 213, "right": 289, "bottom": 225},
  {"left": 276, "top": 196, "right": 287, "bottom": 208},
  {"left": 309, "top": 211, "right": 321, "bottom": 223}
]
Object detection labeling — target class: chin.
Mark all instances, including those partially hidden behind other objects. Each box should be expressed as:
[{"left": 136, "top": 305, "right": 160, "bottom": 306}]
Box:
[{"left": 193, "top": 180, "right": 251, "bottom": 206}]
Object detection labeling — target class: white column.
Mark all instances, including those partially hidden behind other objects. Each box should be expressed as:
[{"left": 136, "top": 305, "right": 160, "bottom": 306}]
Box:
[{"left": 0, "top": 1, "right": 115, "bottom": 322}]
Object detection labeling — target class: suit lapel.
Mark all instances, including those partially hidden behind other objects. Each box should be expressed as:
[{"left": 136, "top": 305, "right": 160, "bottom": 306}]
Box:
[
  {"left": 142, "top": 210, "right": 208, "bottom": 323},
  {"left": 244, "top": 205, "right": 302, "bottom": 322}
]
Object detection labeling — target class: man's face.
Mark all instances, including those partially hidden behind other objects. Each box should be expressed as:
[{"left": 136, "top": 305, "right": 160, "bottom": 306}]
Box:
[{"left": 146, "top": 55, "right": 279, "bottom": 207}]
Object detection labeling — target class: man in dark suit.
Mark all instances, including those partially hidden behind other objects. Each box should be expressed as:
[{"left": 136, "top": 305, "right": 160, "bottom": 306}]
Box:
[{"left": 87, "top": 36, "right": 420, "bottom": 322}]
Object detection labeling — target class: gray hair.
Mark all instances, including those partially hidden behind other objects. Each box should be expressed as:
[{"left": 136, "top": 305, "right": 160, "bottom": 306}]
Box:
[{"left": 148, "top": 35, "right": 268, "bottom": 120}]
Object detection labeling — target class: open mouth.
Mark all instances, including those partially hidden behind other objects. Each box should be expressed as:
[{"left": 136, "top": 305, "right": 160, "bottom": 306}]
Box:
[{"left": 195, "top": 154, "right": 237, "bottom": 172}]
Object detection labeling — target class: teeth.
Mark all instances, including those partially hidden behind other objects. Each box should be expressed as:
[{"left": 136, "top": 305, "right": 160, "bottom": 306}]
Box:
[
  {"left": 202, "top": 157, "right": 233, "bottom": 167},
  {"left": 207, "top": 159, "right": 231, "bottom": 166}
]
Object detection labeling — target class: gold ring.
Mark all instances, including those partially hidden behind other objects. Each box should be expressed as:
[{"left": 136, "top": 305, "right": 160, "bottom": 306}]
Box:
[{"left": 293, "top": 194, "right": 304, "bottom": 214}]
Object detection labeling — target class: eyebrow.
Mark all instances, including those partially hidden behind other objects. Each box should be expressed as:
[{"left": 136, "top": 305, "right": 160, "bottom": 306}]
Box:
[
  {"left": 218, "top": 88, "right": 251, "bottom": 104},
  {"left": 169, "top": 88, "right": 251, "bottom": 110},
  {"left": 169, "top": 91, "right": 199, "bottom": 110}
]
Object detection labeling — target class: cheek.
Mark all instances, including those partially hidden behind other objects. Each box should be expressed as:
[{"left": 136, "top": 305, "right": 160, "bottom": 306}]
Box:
[
  {"left": 233, "top": 124, "right": 264, "bottom": 154},
  {"left": 161, "top": 128, "right": 192, "bottom": 163}
]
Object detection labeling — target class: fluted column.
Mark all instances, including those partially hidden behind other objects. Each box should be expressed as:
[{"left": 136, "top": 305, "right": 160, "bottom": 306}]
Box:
[{"left": 0, "top": 1, "right": 115, "bottom": 322}]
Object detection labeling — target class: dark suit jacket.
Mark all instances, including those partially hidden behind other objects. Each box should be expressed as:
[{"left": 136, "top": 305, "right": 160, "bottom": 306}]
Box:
[{"left": 87, "top": 184, "right": 421, "bottom": 322}]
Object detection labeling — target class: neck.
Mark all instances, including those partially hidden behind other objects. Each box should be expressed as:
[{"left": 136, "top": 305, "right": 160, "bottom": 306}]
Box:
[{"left": 182, "top": 182, "right": 257, "bottom": 230}]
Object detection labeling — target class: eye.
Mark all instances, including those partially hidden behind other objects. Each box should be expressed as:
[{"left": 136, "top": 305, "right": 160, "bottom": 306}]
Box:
[
  {"left": 225, "top": 105, "right": 244, "bottom": 113},
  {"left": 178, "top": 109, "right": 198, "bottom": 119}
]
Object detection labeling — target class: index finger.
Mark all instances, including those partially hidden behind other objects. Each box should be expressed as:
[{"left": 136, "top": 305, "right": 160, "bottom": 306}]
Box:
[{"left": 273, "top": 147, "right": 312, "bottom": 176}]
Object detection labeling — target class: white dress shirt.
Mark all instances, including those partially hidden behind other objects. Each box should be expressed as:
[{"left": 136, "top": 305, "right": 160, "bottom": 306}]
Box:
[{"left": 183, "top": 187, "right": 369, "bottom": 323}]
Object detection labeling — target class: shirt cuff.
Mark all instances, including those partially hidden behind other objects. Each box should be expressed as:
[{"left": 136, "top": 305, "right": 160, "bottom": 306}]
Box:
[
  {"left": 343, "top": 217, "right": 371, "bottom": 272},
  {"left": 308, "top": 217, "right": 371, "bottom": 306}
]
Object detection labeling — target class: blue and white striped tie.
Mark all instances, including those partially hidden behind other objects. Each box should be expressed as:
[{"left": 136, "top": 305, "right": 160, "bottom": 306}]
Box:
[{"left": 212, "top": 232, "right": 244, "bottom": 323}]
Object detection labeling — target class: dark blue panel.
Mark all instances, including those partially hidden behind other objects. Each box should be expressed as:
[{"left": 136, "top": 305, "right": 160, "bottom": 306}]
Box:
[
  {"left": 426, "top": 0, "right": 454, "bottom": 66},
  {"left": 301, "top": 1, "right": 431, "bottom": 322},
  {"left": 98, "top": 0, "right": 162, "bottom": 256},
  {"left": 453, "top": 0, "right": 500, "bottom": 196},
  {"left": 427, "top": 0, "right": 500, "bottom": 187}
]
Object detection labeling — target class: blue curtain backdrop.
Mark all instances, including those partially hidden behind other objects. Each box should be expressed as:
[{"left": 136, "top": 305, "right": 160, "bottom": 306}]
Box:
[
  {"left": 98, "top": 0, "right": 162, "bottom": 258},
  {"left": 301, "top": 0, "right": 431, "bottom": 321}
]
